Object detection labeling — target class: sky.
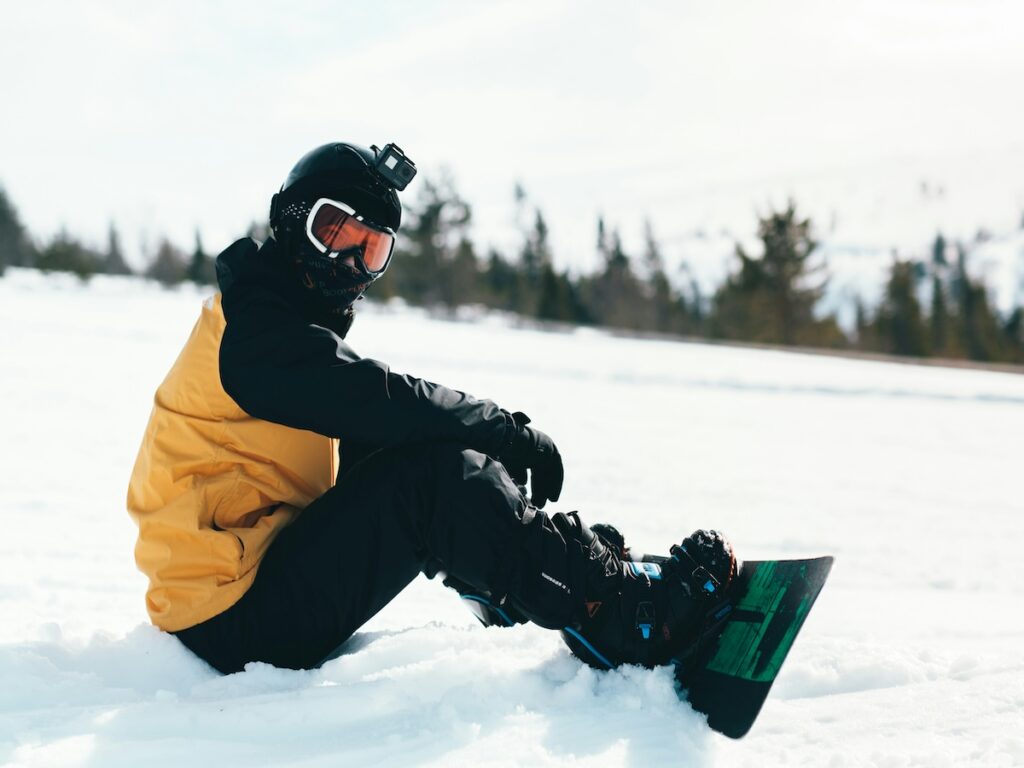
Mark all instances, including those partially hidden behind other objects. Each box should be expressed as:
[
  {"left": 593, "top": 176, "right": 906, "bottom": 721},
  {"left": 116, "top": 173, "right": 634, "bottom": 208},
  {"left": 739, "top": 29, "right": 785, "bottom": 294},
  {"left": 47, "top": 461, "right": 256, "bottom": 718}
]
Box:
[{"left": 1, "top": 0, "right": 1022, "bottom": 272}]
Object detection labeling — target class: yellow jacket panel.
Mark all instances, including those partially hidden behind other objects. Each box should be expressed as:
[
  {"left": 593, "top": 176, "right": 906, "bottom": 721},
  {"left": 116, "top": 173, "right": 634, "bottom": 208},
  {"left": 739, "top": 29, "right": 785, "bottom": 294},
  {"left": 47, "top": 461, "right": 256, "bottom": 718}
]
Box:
[{"left": 127, "top": 293, "right": 338, "bottom": 631}]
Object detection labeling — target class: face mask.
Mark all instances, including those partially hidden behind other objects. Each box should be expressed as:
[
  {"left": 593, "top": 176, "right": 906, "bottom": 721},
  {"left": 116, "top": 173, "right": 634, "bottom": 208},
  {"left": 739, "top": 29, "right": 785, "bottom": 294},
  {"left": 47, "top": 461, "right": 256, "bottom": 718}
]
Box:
[{"left": 277, "top": 199, "right": 388, "bottom": 329}]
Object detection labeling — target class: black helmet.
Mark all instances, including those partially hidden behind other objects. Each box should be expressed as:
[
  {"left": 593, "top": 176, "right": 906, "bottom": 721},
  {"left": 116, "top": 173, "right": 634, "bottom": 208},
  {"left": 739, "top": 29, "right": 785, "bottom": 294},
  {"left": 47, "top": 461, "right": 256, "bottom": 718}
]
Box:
[{"left": 269, "top": 142, "right": 404, "bottom": 234}]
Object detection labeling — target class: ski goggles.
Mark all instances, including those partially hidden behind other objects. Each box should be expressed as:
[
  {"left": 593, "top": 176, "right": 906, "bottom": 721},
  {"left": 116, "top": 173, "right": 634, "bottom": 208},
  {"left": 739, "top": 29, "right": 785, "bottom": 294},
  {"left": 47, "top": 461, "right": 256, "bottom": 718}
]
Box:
[{"left": 305, "top": 198, "right": 396, "bottom": 275}]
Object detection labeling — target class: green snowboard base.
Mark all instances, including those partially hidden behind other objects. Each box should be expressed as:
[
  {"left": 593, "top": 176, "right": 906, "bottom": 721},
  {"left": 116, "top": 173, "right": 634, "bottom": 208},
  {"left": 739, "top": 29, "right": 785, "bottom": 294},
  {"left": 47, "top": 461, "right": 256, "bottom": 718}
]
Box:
[{"left": 675, "top": 556, "right": 833, "bottom": 739}]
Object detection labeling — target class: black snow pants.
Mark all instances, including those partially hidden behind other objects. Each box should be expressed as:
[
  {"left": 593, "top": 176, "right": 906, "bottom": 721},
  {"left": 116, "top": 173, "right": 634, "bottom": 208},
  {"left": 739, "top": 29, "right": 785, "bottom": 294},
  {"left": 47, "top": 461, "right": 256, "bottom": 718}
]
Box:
[{"left": 175, "top": 442, "right": 576, "bottom": 674}]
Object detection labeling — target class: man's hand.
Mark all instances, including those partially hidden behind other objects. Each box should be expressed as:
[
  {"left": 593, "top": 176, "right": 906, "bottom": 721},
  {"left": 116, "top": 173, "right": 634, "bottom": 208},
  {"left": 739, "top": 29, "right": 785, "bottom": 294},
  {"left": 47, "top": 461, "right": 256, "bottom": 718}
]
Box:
[{"left": 497, "top": 411, "right": 564, "bottom": 508}]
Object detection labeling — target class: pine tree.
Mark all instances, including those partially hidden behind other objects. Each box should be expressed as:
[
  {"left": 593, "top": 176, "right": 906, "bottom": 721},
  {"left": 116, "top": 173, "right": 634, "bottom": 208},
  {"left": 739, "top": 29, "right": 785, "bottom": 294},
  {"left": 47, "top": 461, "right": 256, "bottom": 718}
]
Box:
[
  {"left": 680, "top": 264, "right": 705, "bottom": 335},
  {"left": 444, "top": 236, "right": 481, "bottom": 307},
  {"left": 873, "top": 259, "right": 928, "bottom": 356},
  {"left": 1003, "top": 308, "right": 1023, "bottom": 362},
  {"left": 520, "top": 208, "right": 557, "bottom": 316},
  {"left": 711, "top": 202, "right": 833, "bottom": 345},
  {"left": 641, "top": 220, "right": 677, "bottom": 332},
  {"left": 37, "top": 230, "right": 103, "bottom": 278},
  {"left": 516, "top": 188, "right": 543, "bottom": 285},
  {"left": 951, "top": 244, "right": 1006, "bottom": 361},
  {"left": 584, "top": 224, "right": 645, "bottom": 330},
  {"left": 507, "top": 184, "right": 561, "bottom": 317},
  {"left": 0, "top": 185, "right": 36, "bottom": 271},
  {"left": 530, "top": 209, "right": 553, "bottom": 276},
  {"left": 187, "top": 230, "right": 215, "bottom": 284},
  {"left": 391, "top": 176, "right": 472, "bottom": 307},
  {"left": 929, "top": 274, "right": 950, "bottom": 356},
  {"left": 102, "top": 223, "right": 132, "bottom": 275},
  {"left": 931, "top": 232, "right": 947, "bottom": 267},
  {"left": 853, "top": 298, "right": 873, "bottom": 349},
  {"left": 536, "top": 263, "right": 584, "bottom": 323},
  {"left": 482, "top": 248, "right": 520, "bottom": 311},
  {"left": 146, "top": 238, "right": 189, "bottom": 286}
]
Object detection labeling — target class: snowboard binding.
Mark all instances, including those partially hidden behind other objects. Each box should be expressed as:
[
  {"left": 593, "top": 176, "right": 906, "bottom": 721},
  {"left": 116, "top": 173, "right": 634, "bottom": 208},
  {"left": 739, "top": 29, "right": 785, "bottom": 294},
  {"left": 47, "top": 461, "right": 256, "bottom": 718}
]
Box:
[{"left": 561, "top": 527, "right": 738, "bottom": 670}]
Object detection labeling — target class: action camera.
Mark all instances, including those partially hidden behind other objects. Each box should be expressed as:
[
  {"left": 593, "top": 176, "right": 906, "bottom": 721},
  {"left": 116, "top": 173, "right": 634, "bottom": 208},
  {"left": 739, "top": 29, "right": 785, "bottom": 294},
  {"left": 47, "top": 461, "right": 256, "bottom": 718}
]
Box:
[{"left": 372, "top": 143, "right": 417, "bottom": 191}]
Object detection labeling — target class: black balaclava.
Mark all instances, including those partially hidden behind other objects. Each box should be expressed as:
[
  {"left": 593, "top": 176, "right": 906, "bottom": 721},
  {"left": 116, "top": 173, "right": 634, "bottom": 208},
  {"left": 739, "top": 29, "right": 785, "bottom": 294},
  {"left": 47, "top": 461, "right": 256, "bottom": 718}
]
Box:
[{"left": 277, "top": 198, "right": 373, "bottom": 337}]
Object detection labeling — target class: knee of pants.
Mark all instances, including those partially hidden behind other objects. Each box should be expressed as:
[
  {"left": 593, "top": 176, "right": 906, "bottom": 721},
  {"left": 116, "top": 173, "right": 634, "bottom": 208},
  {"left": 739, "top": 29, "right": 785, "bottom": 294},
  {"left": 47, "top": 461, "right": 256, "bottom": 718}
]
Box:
[
  {"left": 455, "top": 447, "right": 527, "bottom": 521},
  {"left": 403, "top": 442, "right": 526, "bottom": 514},
  {"left": 407, "top": 443, "right": 530, "bottom": 575}
]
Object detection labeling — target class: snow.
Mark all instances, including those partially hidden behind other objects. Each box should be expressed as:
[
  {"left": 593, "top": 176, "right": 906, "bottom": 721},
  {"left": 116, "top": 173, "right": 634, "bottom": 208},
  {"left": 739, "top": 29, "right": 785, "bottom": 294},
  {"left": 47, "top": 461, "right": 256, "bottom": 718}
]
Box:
[{"left": 2, "top": 268, "right": 1023, "bottom": 767}]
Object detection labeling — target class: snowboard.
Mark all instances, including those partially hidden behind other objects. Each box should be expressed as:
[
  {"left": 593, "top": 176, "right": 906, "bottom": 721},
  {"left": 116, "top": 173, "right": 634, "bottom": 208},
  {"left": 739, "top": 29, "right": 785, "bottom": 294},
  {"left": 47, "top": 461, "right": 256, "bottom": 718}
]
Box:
[{"left": 673, "top": 556, "right": 833, "bottom": 739}]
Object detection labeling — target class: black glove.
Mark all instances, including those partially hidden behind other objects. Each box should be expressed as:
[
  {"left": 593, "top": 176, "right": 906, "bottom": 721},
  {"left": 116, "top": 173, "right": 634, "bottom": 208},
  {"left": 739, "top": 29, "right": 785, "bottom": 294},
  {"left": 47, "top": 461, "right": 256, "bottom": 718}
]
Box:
[{"left": 497, "top": 411, "right": 564, "bottom": 508}]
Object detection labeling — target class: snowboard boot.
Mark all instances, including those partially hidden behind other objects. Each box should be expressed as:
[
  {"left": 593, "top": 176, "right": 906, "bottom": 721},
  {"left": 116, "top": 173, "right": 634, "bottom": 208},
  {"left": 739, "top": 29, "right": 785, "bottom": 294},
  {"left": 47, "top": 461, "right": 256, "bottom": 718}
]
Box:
[{"left": 557, "top": 515, "right": 738, "bottom": 670}]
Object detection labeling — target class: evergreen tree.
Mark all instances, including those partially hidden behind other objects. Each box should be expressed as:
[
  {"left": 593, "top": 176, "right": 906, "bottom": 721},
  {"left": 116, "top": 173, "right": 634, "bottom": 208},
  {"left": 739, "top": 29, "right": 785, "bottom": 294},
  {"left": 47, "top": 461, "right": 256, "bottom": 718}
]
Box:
[
  {"left": 536, "top": 263, "right": 585, "bottom": 323},
  {"left": 711, "top": 202, "right": 834, "bottom": 345},
  {"left": 505, "top": 185, "right": 562, "bottom": 317},
  {"left": 872, "top": 259, "right": 929, "bottom": 356},
  {"left": 102, "top": 223, "right": 132, "bottom": 275},
  {"left": 443, "top": 236, "right": 482, "bottom": 307},
  {"left": 536, "top": 263, "right": 563, "bottom": 321},
  {"left": 931, "top": 232, "right": 947, "bottom": 267},
  {"left": 518, "top": 207, "right": 557, "bottom": 316},
  {"left": 36, "top": 230, "right": 103, "bottom": 278},
  {"left": 389, "top": 175, "right": 473, "bottom": 308},
  {"left": 482, "top": 248, "right": 521, "bottom": 311},
  {"left": 0, "top": 185, "right": 36, "bottom": 271},
  {"left": 596, "top": 215, "right": 610, "bottom": 263},
  {"left": 853, "top": 298, "right": 873, "bottom": 349},
  {"left": 584, "top": 224, "right": 646, "bottom": 330},
  {"left": 929, "top": 274, "right": 950, "bottom": 356},
  {"left": 1003, "top": 308, "right": 1023, "bottom": 362},
  {"left": 516, "top": 186, "right": 544, "bottom": 285},
  {"left": 530, "top": 209, "right": 553, "bottom": 275},
  {"left": 187, "top": 230, "right": 215, "bottom": 285},
  {"left": 146, "top": 238, "right": 189, "bottom": 286},
  {"left": 641, "top": 220, "right": 679, "bottom": 332},
  {"left": 951, "top": 244, "right": 1007, "bottom": 361},
  {"left": 680, "top": 264, "right": 705, "bottom": 335}
]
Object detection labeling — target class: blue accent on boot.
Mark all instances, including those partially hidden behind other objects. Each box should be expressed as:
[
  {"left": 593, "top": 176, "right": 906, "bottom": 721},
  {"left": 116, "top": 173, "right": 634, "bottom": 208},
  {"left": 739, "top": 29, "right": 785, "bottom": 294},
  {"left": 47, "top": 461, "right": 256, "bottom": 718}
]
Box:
[
  {"left": 562, "top": 627, "right": 614, "bottom": 670},
  {"left": 461, "top": 594, "right": 515, "bottom": 627},
  {"left": 635, "top": 600, "right": 657, "bottom": 641},
  {"left": 626, "top": 561, "right": 663, "bottom": 580}
]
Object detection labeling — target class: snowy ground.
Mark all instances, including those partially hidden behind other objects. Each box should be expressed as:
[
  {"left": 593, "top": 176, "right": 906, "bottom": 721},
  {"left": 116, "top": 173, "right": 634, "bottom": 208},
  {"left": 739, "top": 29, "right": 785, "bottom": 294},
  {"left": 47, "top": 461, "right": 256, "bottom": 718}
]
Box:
[{"left": 1, "top": 269, "right": 1023, "bottom": 767}]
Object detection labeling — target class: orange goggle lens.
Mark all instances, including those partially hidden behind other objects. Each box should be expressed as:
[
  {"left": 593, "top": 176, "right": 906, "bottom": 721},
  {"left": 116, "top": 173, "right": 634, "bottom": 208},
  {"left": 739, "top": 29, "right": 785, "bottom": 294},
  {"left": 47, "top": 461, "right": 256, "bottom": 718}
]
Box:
[{"left": 308, "top": 200, "right": 395, "bottom": 273}]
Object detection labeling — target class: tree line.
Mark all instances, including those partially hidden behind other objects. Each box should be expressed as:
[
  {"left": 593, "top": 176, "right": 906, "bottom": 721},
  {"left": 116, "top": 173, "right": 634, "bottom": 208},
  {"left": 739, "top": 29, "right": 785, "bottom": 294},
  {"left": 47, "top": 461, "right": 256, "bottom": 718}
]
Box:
[{"left": 1, "top": 180, "right": 1021, "bottom": 364}]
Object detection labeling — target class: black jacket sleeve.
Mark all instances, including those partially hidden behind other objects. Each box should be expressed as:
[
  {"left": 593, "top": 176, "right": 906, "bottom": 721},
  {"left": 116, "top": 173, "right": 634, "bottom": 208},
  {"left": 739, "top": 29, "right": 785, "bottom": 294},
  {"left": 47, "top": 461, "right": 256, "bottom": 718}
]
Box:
[{"left": 218, "top": 281, "right": 515, "bottom": 456}]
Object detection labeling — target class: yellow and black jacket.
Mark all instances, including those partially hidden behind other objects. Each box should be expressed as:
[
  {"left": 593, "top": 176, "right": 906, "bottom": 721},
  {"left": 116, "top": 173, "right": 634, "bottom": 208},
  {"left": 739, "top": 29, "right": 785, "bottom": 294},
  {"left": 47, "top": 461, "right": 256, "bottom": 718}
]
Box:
[{"left": 128, "top": 237, "right": 514, "bottom": 632}]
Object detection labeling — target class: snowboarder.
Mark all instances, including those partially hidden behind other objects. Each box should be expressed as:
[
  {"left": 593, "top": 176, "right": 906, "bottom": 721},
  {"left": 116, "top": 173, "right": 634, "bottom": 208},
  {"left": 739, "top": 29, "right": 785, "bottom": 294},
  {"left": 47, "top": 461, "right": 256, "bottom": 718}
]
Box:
[{"left": 126, "top": 141, "right": 736, "bottom": 674}]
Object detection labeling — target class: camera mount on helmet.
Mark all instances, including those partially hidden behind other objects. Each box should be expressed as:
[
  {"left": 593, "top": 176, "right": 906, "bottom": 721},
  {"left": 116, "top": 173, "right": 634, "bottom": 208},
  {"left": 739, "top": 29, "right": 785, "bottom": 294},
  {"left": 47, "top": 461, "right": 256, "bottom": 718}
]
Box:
[{"left": 370, "top": 143, "right": 417, "bottom": 191}]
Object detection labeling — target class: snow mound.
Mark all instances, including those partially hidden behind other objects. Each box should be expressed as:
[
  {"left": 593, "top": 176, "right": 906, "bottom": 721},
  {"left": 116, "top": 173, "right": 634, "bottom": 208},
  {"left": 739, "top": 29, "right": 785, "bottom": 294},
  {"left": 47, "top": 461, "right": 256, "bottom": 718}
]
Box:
[{"left": 1, "top": 622, "right": 713, "bottom": 767}]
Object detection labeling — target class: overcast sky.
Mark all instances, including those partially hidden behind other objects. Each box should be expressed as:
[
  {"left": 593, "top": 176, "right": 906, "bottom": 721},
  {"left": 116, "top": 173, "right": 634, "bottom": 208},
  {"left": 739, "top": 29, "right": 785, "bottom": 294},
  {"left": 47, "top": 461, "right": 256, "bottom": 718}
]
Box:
[{"left": 2, "top": 0, "right": 1022, "bottom": 270}]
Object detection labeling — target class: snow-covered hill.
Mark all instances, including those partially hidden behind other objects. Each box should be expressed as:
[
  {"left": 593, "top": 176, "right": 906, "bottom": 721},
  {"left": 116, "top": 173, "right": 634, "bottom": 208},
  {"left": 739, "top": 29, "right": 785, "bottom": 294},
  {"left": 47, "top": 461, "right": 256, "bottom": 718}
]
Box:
[{"left": 2, "top": 270, "right": 1022, "bottom": 767}]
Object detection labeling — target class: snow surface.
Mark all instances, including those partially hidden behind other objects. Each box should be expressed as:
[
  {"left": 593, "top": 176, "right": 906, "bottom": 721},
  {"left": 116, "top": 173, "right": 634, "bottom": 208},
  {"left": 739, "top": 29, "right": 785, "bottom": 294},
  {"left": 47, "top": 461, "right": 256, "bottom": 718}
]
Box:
[{"left": 2, "top": 268, "right": 1023, "bottom": 767}]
